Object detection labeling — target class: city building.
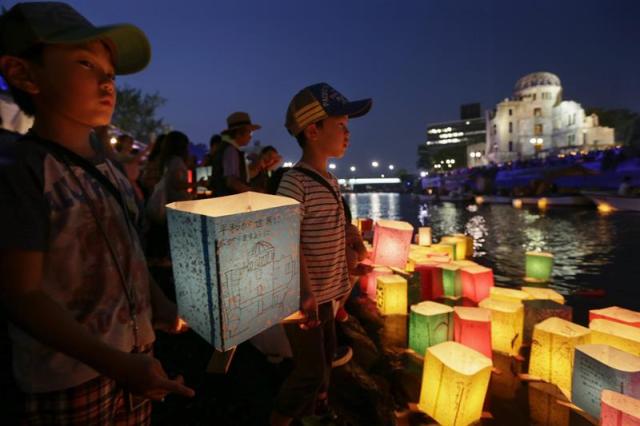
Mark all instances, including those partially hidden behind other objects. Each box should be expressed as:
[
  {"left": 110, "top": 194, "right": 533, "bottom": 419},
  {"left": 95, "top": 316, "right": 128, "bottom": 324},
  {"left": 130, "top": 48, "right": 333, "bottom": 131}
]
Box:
[
  {"left": 421, "top": 103, "right": 487, "bottom": 170},
  {"left": 486, "top": 72, "right": 614, "bottom": 163}
]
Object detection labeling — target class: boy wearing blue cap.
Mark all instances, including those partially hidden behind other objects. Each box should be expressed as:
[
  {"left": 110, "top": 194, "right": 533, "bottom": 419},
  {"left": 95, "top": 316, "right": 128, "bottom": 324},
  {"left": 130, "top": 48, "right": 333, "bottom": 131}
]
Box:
[
  {"left": 273, "top": 83, "right": 372, "bottom": 425},
  {"left": 0, "top": 3, "right": 194, "bottom": 424}
]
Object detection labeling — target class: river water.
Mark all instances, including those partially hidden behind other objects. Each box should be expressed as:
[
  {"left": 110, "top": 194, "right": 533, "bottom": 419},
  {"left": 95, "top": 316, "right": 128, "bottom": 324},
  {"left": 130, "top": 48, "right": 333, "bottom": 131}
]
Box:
[{"left": 345, "top": 192, "right": 640, "bottom": 313}]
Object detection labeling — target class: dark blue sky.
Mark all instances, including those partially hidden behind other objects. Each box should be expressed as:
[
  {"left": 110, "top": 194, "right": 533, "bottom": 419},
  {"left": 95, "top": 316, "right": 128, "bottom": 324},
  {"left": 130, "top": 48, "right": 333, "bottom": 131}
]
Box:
[{"left": 5, "top": 0, "right": 639, "bottom": 174}]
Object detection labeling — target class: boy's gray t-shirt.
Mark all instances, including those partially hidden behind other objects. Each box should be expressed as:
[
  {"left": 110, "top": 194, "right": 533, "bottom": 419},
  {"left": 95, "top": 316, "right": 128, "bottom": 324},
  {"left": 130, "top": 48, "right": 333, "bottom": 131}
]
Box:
[{"left": 0, "top": 136, "right": 155, "bottom": 393}]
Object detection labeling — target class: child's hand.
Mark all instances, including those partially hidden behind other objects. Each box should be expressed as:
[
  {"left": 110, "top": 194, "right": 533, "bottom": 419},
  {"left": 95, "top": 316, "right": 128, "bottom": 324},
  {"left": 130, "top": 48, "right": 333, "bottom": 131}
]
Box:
[
  {"left": 114, "top": 352, "right": 195, "bottom": 401},
  {"left": 299, "top": 292, "right": 320, "bottom": 330}
]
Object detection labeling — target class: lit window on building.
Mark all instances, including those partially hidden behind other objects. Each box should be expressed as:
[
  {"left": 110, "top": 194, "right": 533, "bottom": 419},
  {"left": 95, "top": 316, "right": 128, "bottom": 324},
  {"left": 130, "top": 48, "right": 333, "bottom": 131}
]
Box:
[{"left": 534, "top": 124, "right": 543, "bottom": 135}]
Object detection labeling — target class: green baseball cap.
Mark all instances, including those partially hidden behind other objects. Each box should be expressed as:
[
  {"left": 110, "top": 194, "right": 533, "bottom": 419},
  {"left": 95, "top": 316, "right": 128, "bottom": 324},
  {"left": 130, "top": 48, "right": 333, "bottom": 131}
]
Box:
[{"left": 0, "top": 2, "right": 151, "bottom": 75}]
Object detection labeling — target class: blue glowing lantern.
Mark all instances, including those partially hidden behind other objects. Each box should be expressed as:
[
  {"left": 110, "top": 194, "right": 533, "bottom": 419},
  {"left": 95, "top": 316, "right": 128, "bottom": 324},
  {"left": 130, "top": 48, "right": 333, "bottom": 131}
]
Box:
[{"left": 167, "top": 192, "right": 301, "bottom": 351}]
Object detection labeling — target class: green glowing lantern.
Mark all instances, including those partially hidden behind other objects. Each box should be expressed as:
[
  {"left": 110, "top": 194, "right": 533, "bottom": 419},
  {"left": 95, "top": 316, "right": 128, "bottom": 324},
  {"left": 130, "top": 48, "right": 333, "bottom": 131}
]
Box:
[
  {"left": 525, "top": 251, "right": 554, "bottom": 282},
  {"left": 409, "top": 301, "right": 454, "bottom": 357},
  {"left": 440, "top": 263, "right": 462, "bottom": 298}
]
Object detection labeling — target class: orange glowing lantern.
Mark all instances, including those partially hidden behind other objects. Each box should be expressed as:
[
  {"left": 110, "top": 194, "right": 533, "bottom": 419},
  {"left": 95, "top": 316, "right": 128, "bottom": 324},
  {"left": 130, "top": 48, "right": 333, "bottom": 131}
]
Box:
[
  {"left": 454, "top": 307, "right": 492, "bottom": 359},
  {"left": 361, "top": 266, "right": 393, "bottom": 301},
  {"left": 523, "top": 299, "right": 573, "bottom": 345},
  {"left": 376, "top": 274, "right": 408, "bottom": 315},
  {"left": 418, "top": 341, "right": 492, "bottom": 426},
  {"left": 414, "top": 261, "right": 444, "bottom": 301},
  {"left": 418, "top": 227, "right": 432, "bottom": 246},
  {"left": 601, "top": 390, "right": 640, "bottom": 426},
  {"left": 479, "top": 298, "right": 524, "bottom": 356},
  {"left": 460, "top": 265, "right": 494, "bottom": 303},
  {"left": 513, "top": 198, "right": 523, "bottom": 208},
  {"left": 590, "top": 306, "right": 640, "bottom": 328},
  {"left": 521, "top": 286, "right": 565, "bottom": 304},
  {"left": 372, "top": 220, "right": 414, "bottom": 269},
  {"left": 489, "top": 287, "right": 531, "bottom": 304},
  {"left": 590, "top": 319, "right": 640, "bottom": 356},
  {"left": 528, "top": 317, "right": 591, "bottom": 398}
]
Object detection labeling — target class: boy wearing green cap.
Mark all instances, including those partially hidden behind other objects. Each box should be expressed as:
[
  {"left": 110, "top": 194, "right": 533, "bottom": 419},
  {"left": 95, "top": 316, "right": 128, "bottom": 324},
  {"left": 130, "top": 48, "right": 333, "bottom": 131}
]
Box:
[
  {"left": 0, "top": 2, "right": 194, "bottom": 424},
  {"left": 272, "top": 83, "right": 372, "bottom": 425}
]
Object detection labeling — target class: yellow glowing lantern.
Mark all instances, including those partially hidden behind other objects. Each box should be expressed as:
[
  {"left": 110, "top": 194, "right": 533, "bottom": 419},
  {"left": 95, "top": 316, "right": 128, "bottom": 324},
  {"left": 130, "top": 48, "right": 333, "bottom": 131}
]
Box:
[
  {"left": 537, "top": 197, "right": 549, "bottom": 209},
  {"left": 372, "top": 220, "right": 414, "bottom": 269},
  {"left": 572, "top": 344, "right": 640, "bottom": 419},
  {"left": 601, "top": 390, "right": 640, "bottom": 426},
  {"left": 521, "top": 286, "right": 565, "bottom": 304},
  {"left": 409, "top": 301, "right": 454, "bottom": 356},
  {"left": 440, "top": 263, "right": 462, "bottom": 298},
  {"left": 489, "top": 287, "right": 532, "bottom": 304},
  {"left": 452, "top": 259, "right": 478, "bottom": 268},
  {"left": 454, "top": 233, "right": 474, "bottom": 259},
  {"left": 590, "top": 306, "right": 640, "bottom": 328},
  {"left": 454, "top": 307, "right": 492, "bottom": 359},
  {"left": 590, "top": 319, "right": 640, "bottom": 356},
  {"left": 418, "top": 341, "right": 492, "bottom": 426},
  {"left": 513, "top": 198, "right": 523, "bottom": 208},
  {"left": 528, "top": 381, "right": 571, "bottom": 426},
  {"left": 460, "top": 265, "right": 494, "bottom": 304},
  {"left": 479, "top": 298, "right": 524, "bottom": 356},
  {"left": 525, "top": 251, "right": 554, "bottom": 282},
  {"left": 428, "top": 243, "right": 455, "bottom": 260},
  {"left": 376, "top": 274, "right": 408, "bottom": 315},
  {"left": 418, "top": 227, "right": 432, "bottom": 246},
  {"left": 361, "top": 266, "right": 392, "bottom": 301},
  {"left": 441, "top": 235, "right": 468, "bottom": 261},
  {"left": 597, "top": 203, "right": 615, "bottom": 214},
  {"left": 528, "top": 317, "right": 591, "bottom": 398}
]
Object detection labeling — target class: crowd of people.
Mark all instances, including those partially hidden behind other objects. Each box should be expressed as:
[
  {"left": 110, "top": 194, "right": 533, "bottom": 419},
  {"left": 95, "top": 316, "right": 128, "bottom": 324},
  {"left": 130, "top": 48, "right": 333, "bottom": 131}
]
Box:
[{"left": 0, "top": 2, "right": 373, "bottom": 425}]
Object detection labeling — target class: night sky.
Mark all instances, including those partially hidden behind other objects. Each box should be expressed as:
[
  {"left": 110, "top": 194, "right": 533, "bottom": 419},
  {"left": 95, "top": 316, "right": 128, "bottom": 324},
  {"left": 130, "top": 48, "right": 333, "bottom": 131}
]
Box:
[{"left": 4, "top": 0, "right": 639, "bottom": 174}]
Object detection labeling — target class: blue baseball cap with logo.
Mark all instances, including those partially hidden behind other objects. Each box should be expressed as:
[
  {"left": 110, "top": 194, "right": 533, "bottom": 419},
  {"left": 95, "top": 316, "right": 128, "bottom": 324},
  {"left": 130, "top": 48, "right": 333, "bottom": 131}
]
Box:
[{"left": 285, "top": 82, "right": 372, "bottom": 136}]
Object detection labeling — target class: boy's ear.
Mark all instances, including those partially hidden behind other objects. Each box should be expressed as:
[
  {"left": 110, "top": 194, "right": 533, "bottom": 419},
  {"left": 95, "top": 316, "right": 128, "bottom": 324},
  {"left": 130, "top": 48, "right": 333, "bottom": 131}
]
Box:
[
  {"left": 0, "top": 56, "right": 40, "bottom": 95},
  {"left": 303, "top": 122, "right": 319, "bottom": 143}
]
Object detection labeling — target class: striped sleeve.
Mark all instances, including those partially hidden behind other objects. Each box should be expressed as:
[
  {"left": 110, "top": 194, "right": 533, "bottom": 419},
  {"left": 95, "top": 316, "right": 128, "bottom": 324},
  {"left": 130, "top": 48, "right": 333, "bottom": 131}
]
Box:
[{"left": 277, "top": 172, "right": 305, "bottom": 216}]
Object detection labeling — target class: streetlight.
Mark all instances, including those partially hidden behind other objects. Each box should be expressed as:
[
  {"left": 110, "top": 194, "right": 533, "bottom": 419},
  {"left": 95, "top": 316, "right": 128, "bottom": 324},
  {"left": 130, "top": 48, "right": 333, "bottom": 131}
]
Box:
[
  {"left": 329, "top": 163, "right": 336, "bottom": 170},
  {"left": 350, "top": 166, "right": 356, "bottom": 172},
  {"left": 110, "top": 137, "right": 117, "bottom": 145},
  {"left": 420, "top": 171, "right": 428, "bottom": 177},
  {"left": 388, "top": 164, "right": 395, "bottom": 170},
  {"left": 371, "top": 161, "right": 379, "bottom": 168}
]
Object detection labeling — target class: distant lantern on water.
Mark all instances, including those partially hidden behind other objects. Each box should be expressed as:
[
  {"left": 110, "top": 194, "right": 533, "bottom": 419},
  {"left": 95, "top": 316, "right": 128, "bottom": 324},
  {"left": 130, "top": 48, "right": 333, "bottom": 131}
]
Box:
[
  {"left": 376, "top": 274, "right": 408, "bottom": 315},
  {"left": 479, "top": 298, "right": 524, "bottom": 356},
  {"left": 523, "top": 299, "right": 573, "bottom": 345},
  {"left": 409, "top": 301, "right": 454, "bottom": 357},
  {"left": 454, "top": 306, "right": 492, "bottom": 359},
  {"left": 490, "top": 287, "right": 532, "bottom": 304},
  {"left": 525, "top": 251, "right": 554, "bottom": 282},
  {"left": 460, "top": 265, "right": 494, "bottom": 303},
  {"left": 418, "top": 341, "right": 492, "bottom": 426},
  {"left": 418, "top": 227, "right": 432, "bottom": 246},
  {"left": 590, "top": 319, "right": 640, "bottom": 356},
  {"left": 441, "top": 235, "right": 468, "bottom": 261},
  {"left": 572, "top": 344, "right": 640, "bottom": 419},
  {"left": 521, "top": 286, "right": 565, "bottom": 304},
  {"left": 590, "top": 306, "right": 640, "bottom": 328},
  {"left": 528, "top": 317, "right": 591, "bottom": 398},
  {"left": 601, "top": 390, "right": 640, "bottom": 426},
  {"left": 441, "top": 263, "right": 462, "bottom": 298},
  {"left": 372, "top": 219, "right": 414, "bottom": 269}
]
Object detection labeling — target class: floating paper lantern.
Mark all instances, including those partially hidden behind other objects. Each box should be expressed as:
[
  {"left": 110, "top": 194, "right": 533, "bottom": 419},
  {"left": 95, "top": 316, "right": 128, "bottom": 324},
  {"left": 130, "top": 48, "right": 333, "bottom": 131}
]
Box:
[
  {"left": 572, "top": 344, "right": 640, "bottom": 419},
  {"left": 376, "top": 274, "right": 408, "bottom": 315},
  {"left": 406, "top": 271, "right": 423, "bottom": 306},
  {"left": 521, "top": 286, "right": 565, "bottom": 304},
  {"left": 479, "top": 298, "right": 524, "bottom": 356},
  {"left": 590, "top": 319, "right": 640, "bottom": 356},
  {"left": 441, "top": 235, "right": 468, "bottom": 261},
  {"left": 361, "top": 266, "right": 393, "bottom": 300},
  {"left": 409, "top": 301, "right": 454, "bottom": 356},
  {"left": 601, "top": 390, "right": 640, "bottom": 426},
  {"left": 456, "top": 234, "right": 474, "bottom": 259},
  {"left": 441, "top": 263, "right": 462, "bottom": 298},
  {"left": 460, "top": 266, "right": 494, "bottom": 303},
  {"left": 525, "top": 251, "right": 554, "bottom": 282},
  {"left": 490, "top": 287, "right": 531, "bottom": 304},
  {"left": 418, "top": 227, "right": 432, "bottom": 246},
  {"left": 372, "top": 220, "right": 414, "bottom": 269},
  {"left": 356, "top": 217, "right": 373, "bottom": 234},
  {"left": 590, "top": 306, "right": 640, "bottom": 328},
  {"left": 454, "top": 307, "right": 492, "bottom": 359},
  {"left": 167, "top": 192, "right": 300, "bottom": 350},
  {"left": 528, "top": 381, "right": 571, "bottom": 426},
  {"left": 428, "top": 243, "right": 456, "bottom": 260},
  {"left": 418, "top": 341, "right": 492, "bottom": 426},
  {"left": 414, "top": 262, "right": 444, "bottom": 301},
  {"left": 513, "top": 198, "right": 523, "bottom": 208},
  {"left": 529, "top": 317, "right": 590, "bottom": 398},
  {"left": 523, "top": 300, "right": 573, "bottom": 345}
]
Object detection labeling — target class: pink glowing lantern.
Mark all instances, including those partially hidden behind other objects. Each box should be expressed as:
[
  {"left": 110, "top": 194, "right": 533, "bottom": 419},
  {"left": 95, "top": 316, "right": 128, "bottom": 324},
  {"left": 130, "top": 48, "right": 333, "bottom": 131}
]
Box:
[
  {"left": 454, "top": 306, "right": 492, "bottom": 359},
  {"left": 590, "top": 306, "right": 640, "bottom": 328},
  {"left": 460, "top": 266, "right": 494, "bottom": 304},
  {"left": 372, "top": 220, "right": 414, "bottom": 269},
  {"left": 601, "top": 390, "right": 640, "bottom": 426}
]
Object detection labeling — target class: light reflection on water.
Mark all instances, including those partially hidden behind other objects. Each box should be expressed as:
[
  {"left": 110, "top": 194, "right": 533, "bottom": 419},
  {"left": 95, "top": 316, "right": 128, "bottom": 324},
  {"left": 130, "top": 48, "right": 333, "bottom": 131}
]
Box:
[{"left": 346, "top": 193, "right": 640, "bottom": 309}]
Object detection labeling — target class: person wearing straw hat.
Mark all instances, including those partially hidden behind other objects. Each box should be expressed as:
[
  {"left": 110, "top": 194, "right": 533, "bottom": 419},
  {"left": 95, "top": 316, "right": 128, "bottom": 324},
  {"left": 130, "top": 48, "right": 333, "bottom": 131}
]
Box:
[
  {"left": 0, "top": 2, "right": 194, "bottom": 423},
  {"left": 211, "top": 111, "right": 266, "bottom": 196}
]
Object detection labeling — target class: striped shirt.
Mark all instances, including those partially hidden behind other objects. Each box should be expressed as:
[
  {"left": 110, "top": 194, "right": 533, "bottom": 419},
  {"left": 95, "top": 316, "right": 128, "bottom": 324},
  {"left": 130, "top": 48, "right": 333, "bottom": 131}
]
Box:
[{"left": 277, "top": 162, "right": 349, "bottom": 303}]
